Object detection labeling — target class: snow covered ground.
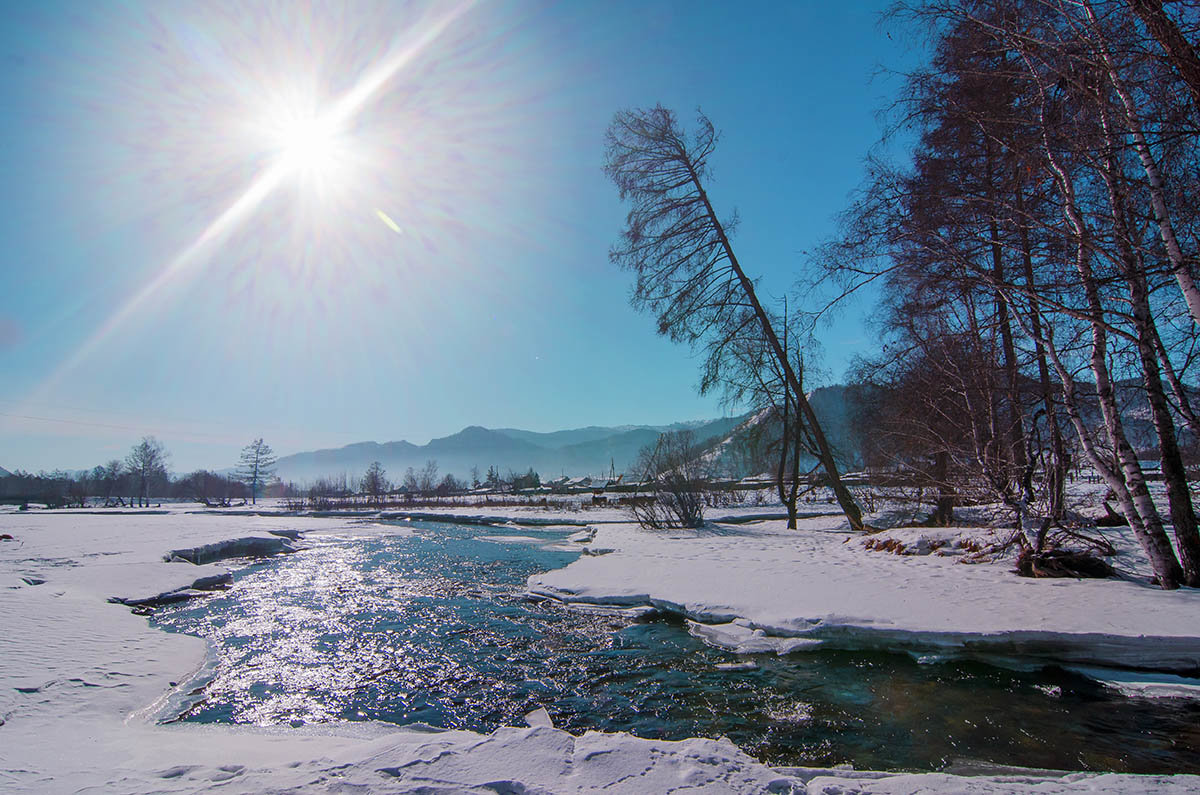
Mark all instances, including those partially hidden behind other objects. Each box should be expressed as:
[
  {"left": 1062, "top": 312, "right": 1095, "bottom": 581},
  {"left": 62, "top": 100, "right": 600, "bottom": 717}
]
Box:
[{"left": 2, "top": 504, "right": 1198, "bottom": 793}]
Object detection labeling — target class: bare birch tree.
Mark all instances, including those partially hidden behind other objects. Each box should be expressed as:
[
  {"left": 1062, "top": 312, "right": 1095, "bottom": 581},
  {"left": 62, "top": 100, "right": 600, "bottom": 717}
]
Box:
[
  {"left": 823, "top": 0, "right": 1200, "bottom": 587},
  {"left": 1128, "top": 0, "right": 1200, "bottom": 112}
]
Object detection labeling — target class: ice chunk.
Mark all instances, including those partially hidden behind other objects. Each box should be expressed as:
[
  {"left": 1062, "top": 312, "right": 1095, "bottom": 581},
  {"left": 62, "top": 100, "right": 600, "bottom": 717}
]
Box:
[
  {"left": 1068, "top": 666, "right": 1200, "bottom": 699},
  {"left": 568, "top": 527, "right": 597, "bottom": 544},
  {"left": 715, "top": 661, "right": 758, "bottom": 671},
  {"left": 524, "top": 707, "right": 554, "bottom": 728},
  {"left": 688, "top": 620, "right": 822, "bottom": 655}
]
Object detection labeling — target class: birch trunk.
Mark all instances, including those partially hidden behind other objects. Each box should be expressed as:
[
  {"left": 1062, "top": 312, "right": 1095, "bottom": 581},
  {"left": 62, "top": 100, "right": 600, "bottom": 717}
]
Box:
[
  {"left": 1015, "top": 182, "right": 1068, "bottom": 525},
  {"left": 1095, "top": 102, "right": 1200, "bottom": 584},
  {"left": 986, "top": 144, "right": 1032, "bottom": 505},
  {"left": 1085, "top": 1, "right": 1200, "bottom": 326},
  {"left": 1031, "top": 74, "right": 1185, "bottom": 587}
]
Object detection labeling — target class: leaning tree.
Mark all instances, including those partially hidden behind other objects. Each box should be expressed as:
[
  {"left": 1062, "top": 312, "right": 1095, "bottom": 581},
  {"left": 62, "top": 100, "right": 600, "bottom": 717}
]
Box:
[{"left": 604, "top": 105, "right": 865, "bottom": 531}]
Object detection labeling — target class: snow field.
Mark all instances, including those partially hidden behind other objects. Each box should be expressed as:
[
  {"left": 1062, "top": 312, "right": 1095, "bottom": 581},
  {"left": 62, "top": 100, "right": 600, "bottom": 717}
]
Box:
[{"left": 1, "top": 507, "right": 1198, "bottom": 793}]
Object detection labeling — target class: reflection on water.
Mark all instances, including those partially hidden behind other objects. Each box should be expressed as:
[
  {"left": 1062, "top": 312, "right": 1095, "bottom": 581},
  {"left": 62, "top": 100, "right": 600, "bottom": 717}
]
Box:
[{"left": 153, "top": 521, "right": 1200, "bottom": 773}]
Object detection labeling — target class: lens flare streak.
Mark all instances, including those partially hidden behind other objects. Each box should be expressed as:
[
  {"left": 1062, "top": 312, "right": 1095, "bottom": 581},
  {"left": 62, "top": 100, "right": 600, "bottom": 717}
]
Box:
[{"left": 375, "top": 209, "right": 403, "bottom": 235}]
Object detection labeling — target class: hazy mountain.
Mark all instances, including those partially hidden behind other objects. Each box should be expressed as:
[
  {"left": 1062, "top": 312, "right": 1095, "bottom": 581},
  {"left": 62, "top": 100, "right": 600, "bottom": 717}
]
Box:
[
  {"left": 271, "top": 376, "right": 1198, "bottom": 485},
  {"left": 697, "top": 386, "right": 862, "bottom": 478},
  {"left": 694, "top": 379, "right": 1196, "bottom": 478},
  {"left": 555, "top": 416, "right": 748, "bottom": 477},
  {"left": 273, "top": 440, "right": 420, "bottom": 482},
  {"left": 426, "top": 426, "right": 544, "bottom": 457},
  {"left": 273, "top": 415, "right": 752, "bottom": 484},
  {"left": 493, "top": 426, "right": 643, "bottom": 450},
  {"left": 0, "top": 466, "right": 11, "bottom": 478}
]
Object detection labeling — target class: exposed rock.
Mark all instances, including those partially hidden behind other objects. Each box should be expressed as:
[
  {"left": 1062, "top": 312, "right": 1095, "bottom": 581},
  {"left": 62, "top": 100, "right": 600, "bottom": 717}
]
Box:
[
  {"left": 267, "top": 529, "right": 303, "bottom": 541},
  {"left": 1096, "top": 502, "right": 1130, "bottom": 527},
  {"left": 109, "top": 571, "right": 235, "bottom": 611},
  {"left": 1015, "top": 548, "right": 1116, "bottom": 580}
]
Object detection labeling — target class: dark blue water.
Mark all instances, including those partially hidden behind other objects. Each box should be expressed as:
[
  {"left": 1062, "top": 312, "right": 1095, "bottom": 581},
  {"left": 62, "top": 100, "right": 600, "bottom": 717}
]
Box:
[{"left": 152, "top": 521, "right": 1200, "bottom": 773}]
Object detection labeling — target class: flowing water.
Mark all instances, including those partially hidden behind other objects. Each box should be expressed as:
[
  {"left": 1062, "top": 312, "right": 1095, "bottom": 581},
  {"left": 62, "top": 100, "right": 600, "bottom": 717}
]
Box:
[{"left": 152, "top": 521, "right": 1200, "bottom": 773}]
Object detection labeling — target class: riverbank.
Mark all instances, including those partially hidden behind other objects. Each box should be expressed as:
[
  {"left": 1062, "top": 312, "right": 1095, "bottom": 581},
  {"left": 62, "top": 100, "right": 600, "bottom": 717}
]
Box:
[
  {"left": 529, "top": 514, "right": 1200, "bottom": 676},
  {"left": 2, "top": 506, "right": 1198, "bottom": 793}
]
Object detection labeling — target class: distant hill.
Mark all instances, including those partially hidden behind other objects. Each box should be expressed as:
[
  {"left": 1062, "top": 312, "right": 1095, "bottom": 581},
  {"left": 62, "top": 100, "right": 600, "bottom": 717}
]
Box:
[
  {"left": 697, "top": 386, "right": 862, "bottom": 478},
  {"left": 273, "top": 415, "right": 752, "bottom": 484},
  {"left": 272, "top": 377, "right": 1197, "bottom": 485},
  {"left": 693, "top": 379, "right": 1198, "bottom": 477},
  {"left": 0, "top": 466, "right": 11, "bottom": 478}
]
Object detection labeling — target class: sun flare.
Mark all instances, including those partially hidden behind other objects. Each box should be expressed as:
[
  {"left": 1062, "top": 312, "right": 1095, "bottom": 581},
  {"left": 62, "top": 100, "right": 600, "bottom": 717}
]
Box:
[
  {"left": 262, "top": 104, "right": 352, "bottom": 192},
  {"left": 22, "top": 0, "right": 477, "bottom": 408},
  {"left": 278, "top": 115, "right": 338, "bottom": 170}
]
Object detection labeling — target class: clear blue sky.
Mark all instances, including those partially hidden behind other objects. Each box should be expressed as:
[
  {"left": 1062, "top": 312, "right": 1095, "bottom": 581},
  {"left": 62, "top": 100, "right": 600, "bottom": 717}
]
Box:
[{"left": 0, "top": 0, "right": 916, "bottom": 474}]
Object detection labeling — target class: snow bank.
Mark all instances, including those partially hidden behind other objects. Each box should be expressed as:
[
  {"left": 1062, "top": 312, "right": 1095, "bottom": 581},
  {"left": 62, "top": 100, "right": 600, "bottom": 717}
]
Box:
[
  {"left": 1064, "top": 667, "right": 1200, "bottom": 699},
  {"left": 796, "top": 771, "right": 1200, "bottom": 793},
  {"left": 3, "top": 508, "right": 1199, "bottom": 793},
  {"left": 163, "top": 534, "right": 300, "bottom": 564},
  {"left": 529, "top": 516, "right": 1200, "bottom": 672}
]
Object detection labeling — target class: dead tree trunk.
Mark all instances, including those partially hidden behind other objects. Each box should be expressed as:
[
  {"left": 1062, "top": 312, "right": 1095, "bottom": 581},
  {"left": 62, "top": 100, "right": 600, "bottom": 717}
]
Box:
[
  {"left": 605, "top": 106, "right": 866, "bottom": 533},
  {"left": 1015, "top": 183, "right": 1068, "bottom": 529},
  {"left": 689, "top": 167, "right": 865, "bottom": 533}
]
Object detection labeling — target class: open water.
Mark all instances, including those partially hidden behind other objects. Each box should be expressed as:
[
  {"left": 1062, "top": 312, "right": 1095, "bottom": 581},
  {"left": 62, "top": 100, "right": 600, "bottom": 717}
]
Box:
[{"left": 152, "top": 520, "right": 1200, "bottom": 773}]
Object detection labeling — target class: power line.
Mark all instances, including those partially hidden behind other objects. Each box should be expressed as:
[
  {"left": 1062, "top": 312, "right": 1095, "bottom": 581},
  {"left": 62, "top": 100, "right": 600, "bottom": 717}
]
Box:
[{"left": 0, "top": 410, "right": 154, "bottom": 434}]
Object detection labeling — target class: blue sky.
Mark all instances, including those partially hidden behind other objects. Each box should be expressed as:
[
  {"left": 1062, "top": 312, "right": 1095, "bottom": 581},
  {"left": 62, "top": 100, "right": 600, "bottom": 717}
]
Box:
[{"left": 0, "top": 0, "right": 916, "bottom": 474}]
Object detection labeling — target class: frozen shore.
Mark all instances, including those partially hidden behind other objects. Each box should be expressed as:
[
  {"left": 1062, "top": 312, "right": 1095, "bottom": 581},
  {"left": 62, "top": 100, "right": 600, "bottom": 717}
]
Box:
[
  {"left": 529, "top": 514, "right": 1200, "bottom": 674},
  {"left": 2, "top": 506, "right": 1199, "bottom": 793}
]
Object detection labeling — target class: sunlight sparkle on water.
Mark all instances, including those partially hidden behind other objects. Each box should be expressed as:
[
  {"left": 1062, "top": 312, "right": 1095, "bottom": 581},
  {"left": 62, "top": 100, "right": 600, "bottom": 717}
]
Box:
[{"left": 153, "top": 525, "right": 1200, "bottom": 772}]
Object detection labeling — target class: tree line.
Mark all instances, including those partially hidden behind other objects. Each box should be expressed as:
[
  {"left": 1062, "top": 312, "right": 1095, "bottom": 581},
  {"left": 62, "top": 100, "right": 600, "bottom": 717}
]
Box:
[
  {"left": 0, "top": 431, "right": 561, "bottom": 511},
  {"left": 0, "top": 436, "right": 278, "bottom": 508},
  {"left": 297, "top": 461, "right": 543, "bottom": 509}
]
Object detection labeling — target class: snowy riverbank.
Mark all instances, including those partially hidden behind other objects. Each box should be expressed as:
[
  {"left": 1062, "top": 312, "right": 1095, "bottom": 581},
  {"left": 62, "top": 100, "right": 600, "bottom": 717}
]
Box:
[
  {"left": 2, "top": 506, "right": 1199, "bottom": 793},
  {"left": 529, "top": 514, "right": 1200, "bottom": 676}
]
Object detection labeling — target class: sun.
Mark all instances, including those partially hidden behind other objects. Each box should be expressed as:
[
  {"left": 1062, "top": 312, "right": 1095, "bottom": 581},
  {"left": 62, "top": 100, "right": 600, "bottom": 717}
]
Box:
[
  {"left": 253, "top": 95, "right": 355, "bottom": 198},
  {"left": 276, "top": 114, "right": 340, "bottom": 175},
  {"left": 277, "top": 115, "right": 347, "bottom": 189}
]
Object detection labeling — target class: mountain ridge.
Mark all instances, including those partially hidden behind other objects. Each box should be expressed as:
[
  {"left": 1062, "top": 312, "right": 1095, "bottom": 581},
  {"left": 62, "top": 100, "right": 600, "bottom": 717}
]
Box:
[{"left": 272, "top": 415, "right": 751, "bottom": 484}]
